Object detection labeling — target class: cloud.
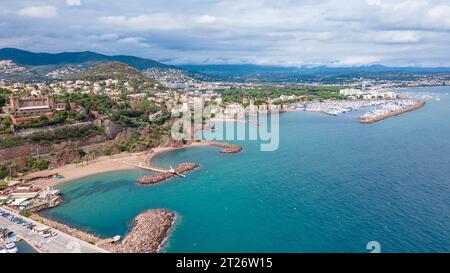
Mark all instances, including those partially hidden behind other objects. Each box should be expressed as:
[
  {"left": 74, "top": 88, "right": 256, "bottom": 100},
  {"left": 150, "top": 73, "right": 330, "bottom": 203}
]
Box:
[
  {"left": 370, "top": 31, "right": 421, "bottom": 44},
  {"left": 117, "top": 36, "right": 151, "bottom": 48},
  {"left": 66, "top": 0, "right": 82, "bottom": 6},
  {"left": 99, "top": 13, "right": 185, "bottom": 31},
  {"left": 195, "top": 15, "right": 217, "bottom": 24},
  {"left": 367, "top": 0, "right": 450, "bottom": 30},
  {"left": 17, "top": 5, "right": 58, "bottom": 18},
  {"left": 426, "top": 5, "right": 450, "bottom": 28},
  {"left": 330, "top": 56, "right": 382, "bottom": 67},
  {"left": 3, "top": 0, "right": 450, "bottom": 66}
]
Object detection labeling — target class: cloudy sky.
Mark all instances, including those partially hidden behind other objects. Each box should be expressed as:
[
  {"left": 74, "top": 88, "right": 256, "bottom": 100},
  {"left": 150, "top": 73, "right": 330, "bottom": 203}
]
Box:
[{"left": 1, "top": 0, "right": 450, "bottom": 66}]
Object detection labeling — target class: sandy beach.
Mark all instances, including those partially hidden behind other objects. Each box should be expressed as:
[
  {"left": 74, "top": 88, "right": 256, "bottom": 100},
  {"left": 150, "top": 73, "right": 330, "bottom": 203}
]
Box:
[
  {"left": 31, "top": 140, "right": 240, "bottom": 189},
  {"left": 210, "top": 116, "right": 259, "bottom": 126},
  {"left": 23, "top": 140, "right": 242, "bottom": 253},
  {"left": 31, "top": 152, "right": 146, "bottom": 189},
  {"left": 210, "top": 116, "right": 247, "bottom": 123}
]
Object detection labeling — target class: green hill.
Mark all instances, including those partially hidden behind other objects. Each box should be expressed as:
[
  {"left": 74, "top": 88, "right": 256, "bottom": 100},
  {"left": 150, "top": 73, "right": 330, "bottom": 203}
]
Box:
[
  {"left": 74, "top": 61, "right": 166, "bottom": 92},
  {"left": 77, "top": 62, "right": 147, "bottom": 81},
  {"left": 0, "top": 48, "right": 173, "bottom": 81}
]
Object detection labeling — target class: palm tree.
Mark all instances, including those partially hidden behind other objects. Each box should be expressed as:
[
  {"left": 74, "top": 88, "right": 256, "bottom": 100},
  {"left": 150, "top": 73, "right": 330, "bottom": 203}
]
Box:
[{"left": 0, "top": 228, "right": 8, "bottom": 239}]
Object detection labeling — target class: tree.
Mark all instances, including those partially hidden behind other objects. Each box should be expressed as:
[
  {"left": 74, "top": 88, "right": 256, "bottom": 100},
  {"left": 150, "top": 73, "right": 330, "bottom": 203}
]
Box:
[
  {"left": 19, "top": 210, "right": 31, "bottom": 217},
  {"left": 75, "top": 147, "right": 86, "bottom": 158},
  {"left": 136, "top": 99, "right": 158, "bottom": 114},
  {"left": 0, "top": 96, "right": 5, "bottom": 108},
  {"left": 75, "top": 113, "right": 87, "bottom": 121},
  {"left": 39, "top": 115, "right": 49, "bottom": 124},
  {"left": 0, "top": 88, "right": 11, "bottom": 108},
  {"left": 0, "top": 227, "right": 8, "bottom": 238},
  {"left": 0, "top": 165, "right": 8, "bottom": 179}
]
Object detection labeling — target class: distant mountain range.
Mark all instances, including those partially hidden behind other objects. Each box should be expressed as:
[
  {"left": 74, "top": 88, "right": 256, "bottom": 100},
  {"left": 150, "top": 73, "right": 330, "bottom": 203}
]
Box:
[
  {"left": 0, "top": 48, "right": 170, "bottom": 70},
  {"left": 1, "top": 48, "right": 450, "bottom": 83},
  {"left": 179, "top": 64, "right": 299, "bottom": 75},
  {"left": 180, "top": 64, "right": 450, "bottom": 83},
  {"left": 180, "top": 63, "right": 450, "bottom": 75}
]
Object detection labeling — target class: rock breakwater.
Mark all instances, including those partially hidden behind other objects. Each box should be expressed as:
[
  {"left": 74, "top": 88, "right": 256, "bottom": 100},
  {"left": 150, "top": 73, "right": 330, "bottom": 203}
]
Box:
[
  {"left": 136, "top": 162, "right": 199, "bottom": 185},
  {"left": 99, "top": 209, "right": 175, "bottom": 253},
  {"left": 206, "top": 141, "right": 243, "bottom": 154}
]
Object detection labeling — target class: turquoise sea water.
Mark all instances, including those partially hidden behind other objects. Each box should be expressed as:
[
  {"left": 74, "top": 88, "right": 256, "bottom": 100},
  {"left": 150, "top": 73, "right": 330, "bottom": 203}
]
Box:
[
  {"left": 43, "top": 87, "right": 450, "bottom": 253},
  {"left": 16, "top": 240, "right": 38, "bottom": 253}
]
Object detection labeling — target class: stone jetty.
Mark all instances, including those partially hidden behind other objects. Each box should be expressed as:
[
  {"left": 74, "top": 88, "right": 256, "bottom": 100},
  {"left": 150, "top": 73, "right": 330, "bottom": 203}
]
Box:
[
  {"left": 99, "top": 209, "right": 175, "bottom": 253},
  {"left": 206, "top": 141, "right": 243, "bottom": 154},
  {"left": 136, "top": 162, "right": 199, "bottom": 185},
  {"left": 136, "top": 142, "right": 242, "bottom": 185}
]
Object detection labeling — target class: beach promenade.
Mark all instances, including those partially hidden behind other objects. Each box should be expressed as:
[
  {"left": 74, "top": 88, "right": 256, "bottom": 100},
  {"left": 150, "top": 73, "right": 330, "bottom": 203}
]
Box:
[{"left": 0, "top": 207, "right": 108, "bottom": 253}]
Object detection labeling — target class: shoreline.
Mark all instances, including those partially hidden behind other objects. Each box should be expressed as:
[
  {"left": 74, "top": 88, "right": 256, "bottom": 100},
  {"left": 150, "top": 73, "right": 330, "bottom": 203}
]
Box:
[
  {"left": 30, "top": 213, "right": 104, "bottom": 245},
  {"left": 31, "top": 141, "right": 215, "bottom": 188},
  {"left": 31, "top": 152, "right": 147, "bottom": 189},
  {"left": 24, "top": 140, "right": 243, "bottom": 253},
  {"left": 26, "top": 207, "right": 175, "bottom": 253},
  {"left": 209, "top": 116, "right": 259, "bottom": 126},
  {"left": 0, "top": 206, "right": 107, "bottom": 253},
  {"left": 30, "top": 208, "right": 174, "bottom": 253}
]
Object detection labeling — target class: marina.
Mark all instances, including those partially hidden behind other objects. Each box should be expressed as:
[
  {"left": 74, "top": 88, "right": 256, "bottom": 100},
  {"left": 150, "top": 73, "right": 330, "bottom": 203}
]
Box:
[
  {"left": 280, "top": 97, "right": 426, "bottom": 123},
  {"left": 303, "top": 99, "right": 385, "bottom": 116},
  {"left": 359, "top": 100, "right": 426, "bottom": 123}
]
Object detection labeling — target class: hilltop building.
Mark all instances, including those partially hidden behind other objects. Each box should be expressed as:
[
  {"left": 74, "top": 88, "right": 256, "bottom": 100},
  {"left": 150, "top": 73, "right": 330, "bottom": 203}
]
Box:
[
  {"left": 5, "top": 96, "right": 66, "bottom": 125},
  {"left": 6, "top": 96, "right": 66, "bottom": 117}
]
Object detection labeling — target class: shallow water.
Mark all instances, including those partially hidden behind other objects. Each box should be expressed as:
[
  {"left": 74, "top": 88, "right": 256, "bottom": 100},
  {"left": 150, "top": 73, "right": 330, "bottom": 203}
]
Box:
[{"left": 43, "top": 87, "right": 450, "bottom": 253}]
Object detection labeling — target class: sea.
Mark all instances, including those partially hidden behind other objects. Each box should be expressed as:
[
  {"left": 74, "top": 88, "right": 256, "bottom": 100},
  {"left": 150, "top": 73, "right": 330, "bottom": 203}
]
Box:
[{"left": 42, "top": 87, "right": 450, "bottom": 253}]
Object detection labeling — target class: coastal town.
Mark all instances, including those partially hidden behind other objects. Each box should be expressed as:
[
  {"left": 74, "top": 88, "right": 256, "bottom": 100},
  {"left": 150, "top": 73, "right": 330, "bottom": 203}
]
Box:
[
  {"left": 3, "top": 0, "right": 450, "bottom": 268},
  {"left": 0, "top": 58, "right": 437, "bottom": 253}
]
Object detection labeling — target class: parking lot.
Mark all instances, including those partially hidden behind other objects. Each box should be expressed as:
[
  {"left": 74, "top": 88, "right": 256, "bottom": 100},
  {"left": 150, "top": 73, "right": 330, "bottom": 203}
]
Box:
[{"left": 0, "top": 207, "right": 108, "bottom": 253}]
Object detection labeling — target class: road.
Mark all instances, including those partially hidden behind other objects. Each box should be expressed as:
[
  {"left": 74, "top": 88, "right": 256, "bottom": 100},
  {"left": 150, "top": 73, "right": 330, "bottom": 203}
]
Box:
[{"left": 0, "top": 207, "right": 108, "bottom": 253}]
